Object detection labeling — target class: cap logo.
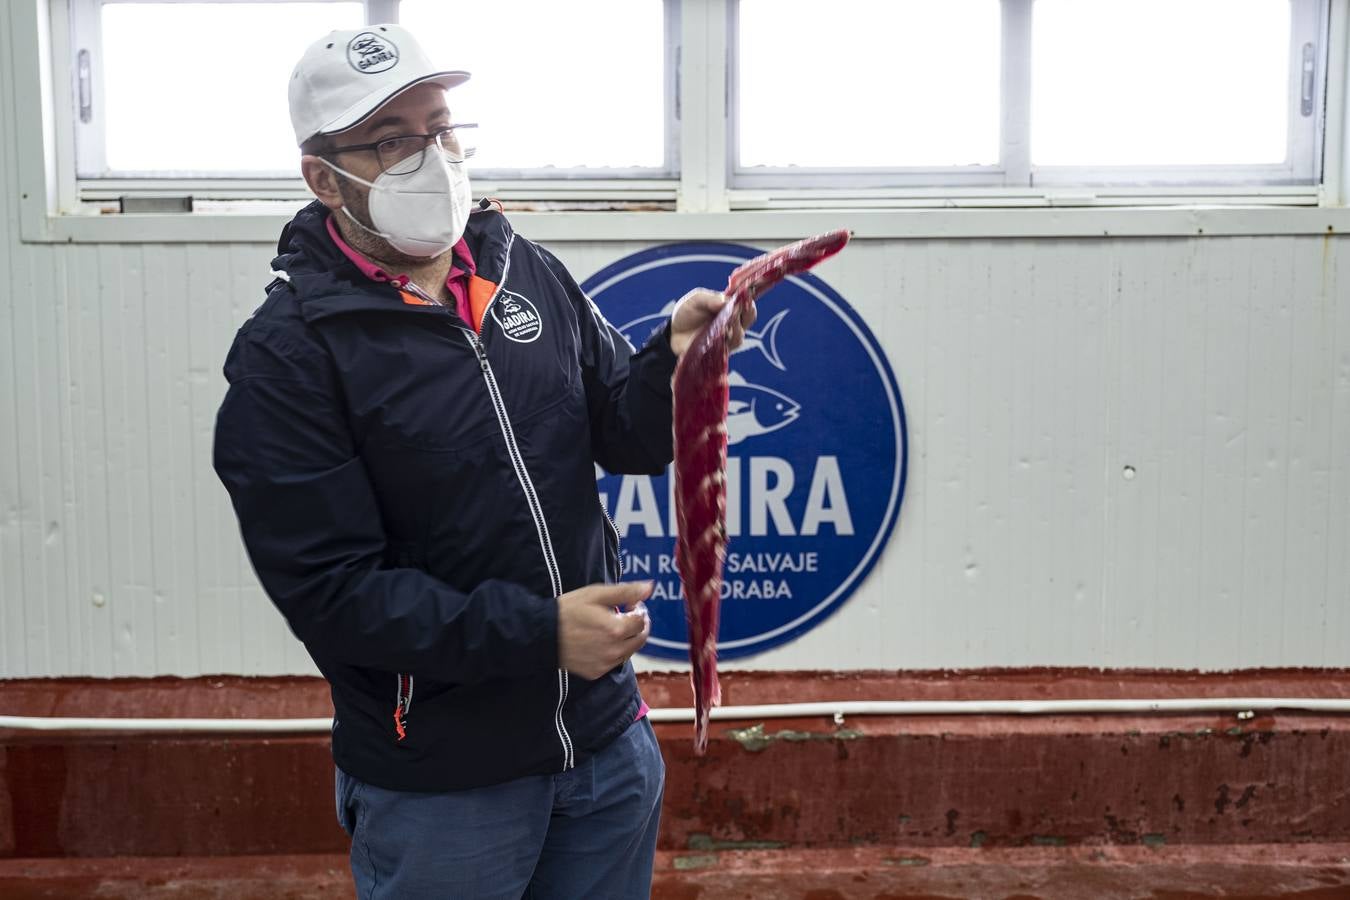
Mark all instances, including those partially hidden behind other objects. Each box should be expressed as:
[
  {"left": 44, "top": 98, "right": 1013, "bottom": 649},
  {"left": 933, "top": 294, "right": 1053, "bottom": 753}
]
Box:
[{"left": 347, "top": 32, "right": 399, "bottom": 73}]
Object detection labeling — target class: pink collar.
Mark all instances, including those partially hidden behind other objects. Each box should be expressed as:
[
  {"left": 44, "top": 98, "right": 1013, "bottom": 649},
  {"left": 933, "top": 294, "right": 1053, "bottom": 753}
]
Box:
[{"left": 325, "top": 213, "right": 475, "bottom": 292}]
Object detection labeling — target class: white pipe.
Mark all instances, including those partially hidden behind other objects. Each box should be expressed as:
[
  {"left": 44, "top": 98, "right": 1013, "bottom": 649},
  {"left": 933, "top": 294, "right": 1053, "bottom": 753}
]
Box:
[
  {"left": 0, "top": 716, "right": 335, "bottom": 733},
  {"left": 1, "top": 697, "right": 1348, "bottom": 733},
  {"left": 651, "top": 697, "right": 1350, "bottom": 722}
]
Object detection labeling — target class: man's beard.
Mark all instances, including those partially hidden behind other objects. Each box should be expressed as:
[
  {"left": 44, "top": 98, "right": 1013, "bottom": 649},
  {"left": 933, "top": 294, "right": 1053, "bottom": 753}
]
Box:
[{"left": 334, "top": 176, "right": 438, "bottom": 268}]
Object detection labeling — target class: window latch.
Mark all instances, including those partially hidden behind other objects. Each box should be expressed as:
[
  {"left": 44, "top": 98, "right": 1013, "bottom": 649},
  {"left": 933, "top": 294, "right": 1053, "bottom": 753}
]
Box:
[
  {"left": 77, "top": 49, "right": 92, "bottom": 124},
  {"left": 1301, "top": 42, "right": 1315, "bottom": 117}
]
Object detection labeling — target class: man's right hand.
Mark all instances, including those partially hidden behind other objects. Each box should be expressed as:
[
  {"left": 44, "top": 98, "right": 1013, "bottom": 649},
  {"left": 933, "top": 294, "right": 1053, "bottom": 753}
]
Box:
[{"left": 557, "top": 581, "right": 654, "bottom": 680}]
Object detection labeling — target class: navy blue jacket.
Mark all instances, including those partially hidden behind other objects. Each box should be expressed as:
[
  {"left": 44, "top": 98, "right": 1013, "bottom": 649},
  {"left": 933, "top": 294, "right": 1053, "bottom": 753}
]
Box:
[{"left": 213, "top": 200, "right": 676, "bottom": 791}]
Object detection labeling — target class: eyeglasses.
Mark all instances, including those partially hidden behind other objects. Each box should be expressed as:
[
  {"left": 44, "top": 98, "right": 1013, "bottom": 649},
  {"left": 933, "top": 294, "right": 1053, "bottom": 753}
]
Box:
[{"left": 328, "top": 124, "right": 478, "bottom": 176}]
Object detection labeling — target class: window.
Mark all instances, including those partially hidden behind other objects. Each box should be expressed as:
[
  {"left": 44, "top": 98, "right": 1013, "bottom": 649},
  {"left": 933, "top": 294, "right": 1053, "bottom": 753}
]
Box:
[
  {"left": 74, "top": 1, "right": 365, "bottom": 178},
  {"left": 732, "top": 0, "right": 1330, "bottom": 192},
  {"left": 68, "top": 0, "right": 676, "bottom": 197},
  {"left": 45, "top": 0, "right": 1343, "bottom": 216},
  {"left": 736, "top": 0, "right": 1003, "bottom": 178},
  {"left": 1032, "top": 0, "right": 1292, "bottom": 168},
  {"left": 400, "top": 0, "right": 670, "bottom": 176}
]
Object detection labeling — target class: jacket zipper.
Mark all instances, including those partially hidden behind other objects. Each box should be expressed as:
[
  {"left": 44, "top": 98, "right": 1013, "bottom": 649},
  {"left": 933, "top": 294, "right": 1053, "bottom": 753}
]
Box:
[
  {"left": 392, "top": 535, "right": 418, "bottom": 741},
  {"left": 602, "top": 507, "right": 623, "bottom": 582},
  {"left": 401, "top": 262, "right": 576, "bottom": 772},
  {"left": 461, "top": 329, "right": 575, "bottom": 771},
  {"left": 394, "top": 673, "right": 413, "bottom": 742}
]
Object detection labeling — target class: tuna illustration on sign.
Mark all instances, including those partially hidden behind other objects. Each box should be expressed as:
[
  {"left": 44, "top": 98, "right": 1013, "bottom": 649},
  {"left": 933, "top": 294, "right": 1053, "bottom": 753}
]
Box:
[
  {"left": 735, "top": 309, "right": 790, "bottom": 371},
  {"left": 618, "top": 303, "right": 791, "bottom": 371},
  {"left": 727, "top": 372, "right": 799, "bottom": 445},
  {"left": 619, "top": 305, "right": 800, "bottom": 445}
]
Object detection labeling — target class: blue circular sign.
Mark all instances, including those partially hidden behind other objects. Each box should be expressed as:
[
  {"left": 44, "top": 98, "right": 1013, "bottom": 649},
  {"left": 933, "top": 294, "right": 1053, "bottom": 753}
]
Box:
[{"left": 584, "top": 242, "right": 908, "bottom": 660}]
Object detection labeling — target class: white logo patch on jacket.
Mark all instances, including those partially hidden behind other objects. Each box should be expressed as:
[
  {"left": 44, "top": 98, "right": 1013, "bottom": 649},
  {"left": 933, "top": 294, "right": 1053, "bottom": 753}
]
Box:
[{"left": 492, "top": 291, "right": 543, "bottom": 343}]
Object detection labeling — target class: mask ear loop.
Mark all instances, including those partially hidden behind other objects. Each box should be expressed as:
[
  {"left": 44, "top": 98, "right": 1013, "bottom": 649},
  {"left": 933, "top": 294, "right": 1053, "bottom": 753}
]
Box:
[
  {"left": 319, "top": 156, "right": 379, "bottom": 191},
  {"left": 318, "top": 158, "right": 393, "bottom": 243},
  {"left": 340, "top": 205, "right": 392, "bottom": 243}
]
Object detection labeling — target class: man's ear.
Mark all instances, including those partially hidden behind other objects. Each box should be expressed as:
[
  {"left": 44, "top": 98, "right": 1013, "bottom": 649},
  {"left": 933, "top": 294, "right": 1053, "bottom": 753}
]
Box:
[{"left": 301, "top": 155, "right": 343, "bottom": 210}]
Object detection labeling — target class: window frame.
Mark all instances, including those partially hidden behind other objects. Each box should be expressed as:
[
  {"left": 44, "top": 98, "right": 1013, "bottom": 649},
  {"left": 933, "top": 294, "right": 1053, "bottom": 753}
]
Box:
[
  {"left": 729, "top": 0, "right": 1331, "bottom": 196},
  {"left": 65, "top": 0, "right": 681, "bottom": 201},
  {"left": 12, "top": 0, "right": 1350, "bottom": 244}
]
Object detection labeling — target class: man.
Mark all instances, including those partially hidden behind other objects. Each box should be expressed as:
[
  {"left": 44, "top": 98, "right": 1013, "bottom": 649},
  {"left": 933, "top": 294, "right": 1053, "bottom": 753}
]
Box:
[{"left": 213, "top": 24, "right": 754, "bottom": 900}]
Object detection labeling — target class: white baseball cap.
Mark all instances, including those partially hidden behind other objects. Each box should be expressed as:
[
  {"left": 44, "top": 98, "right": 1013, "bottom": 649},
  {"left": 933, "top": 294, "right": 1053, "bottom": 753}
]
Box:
[{"left": 288, "top": 24, "right": 469, "bottom": 146}]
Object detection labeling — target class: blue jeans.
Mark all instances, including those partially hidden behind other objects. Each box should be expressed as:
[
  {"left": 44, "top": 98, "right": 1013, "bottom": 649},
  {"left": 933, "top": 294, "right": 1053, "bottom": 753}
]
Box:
[{"left": 336, "top": 717, "right": 665, "bottom": 899}]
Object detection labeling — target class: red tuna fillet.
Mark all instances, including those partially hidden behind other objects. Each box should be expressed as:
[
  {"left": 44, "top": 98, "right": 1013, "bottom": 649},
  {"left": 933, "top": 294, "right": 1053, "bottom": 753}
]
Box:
[{"left": 671, "top": 229, "right": 851, "bottom": 754}]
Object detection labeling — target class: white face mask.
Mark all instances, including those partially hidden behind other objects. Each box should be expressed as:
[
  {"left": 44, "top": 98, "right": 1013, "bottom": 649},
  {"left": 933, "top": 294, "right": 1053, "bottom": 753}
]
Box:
[{"left": 323, "top": 151, "right": 472, "bottom": 259}]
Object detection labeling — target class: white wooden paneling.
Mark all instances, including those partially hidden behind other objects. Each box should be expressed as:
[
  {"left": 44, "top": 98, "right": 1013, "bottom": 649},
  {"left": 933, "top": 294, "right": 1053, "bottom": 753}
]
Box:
[
  {"left": 2, "top": 46, "right": 1349, "bottom": 677},
  {"left": 4, "top": 228, "right": 1349, "bottom": 676},
  {"left": 561, "top": 236, "right": 1350, "bottom": 673}
]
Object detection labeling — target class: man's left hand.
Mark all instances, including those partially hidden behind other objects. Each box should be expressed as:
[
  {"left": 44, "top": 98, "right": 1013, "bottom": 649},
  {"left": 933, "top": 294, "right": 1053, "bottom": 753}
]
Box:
[{"left": 669, "top": 288, "right": 757, "bottom": 357}]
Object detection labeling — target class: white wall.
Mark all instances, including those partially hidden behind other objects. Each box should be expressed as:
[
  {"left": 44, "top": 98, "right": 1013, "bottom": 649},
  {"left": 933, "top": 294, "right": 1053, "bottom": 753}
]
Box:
[{"left": 3, "top": 45, "right": 1349, "bottom": 681}]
